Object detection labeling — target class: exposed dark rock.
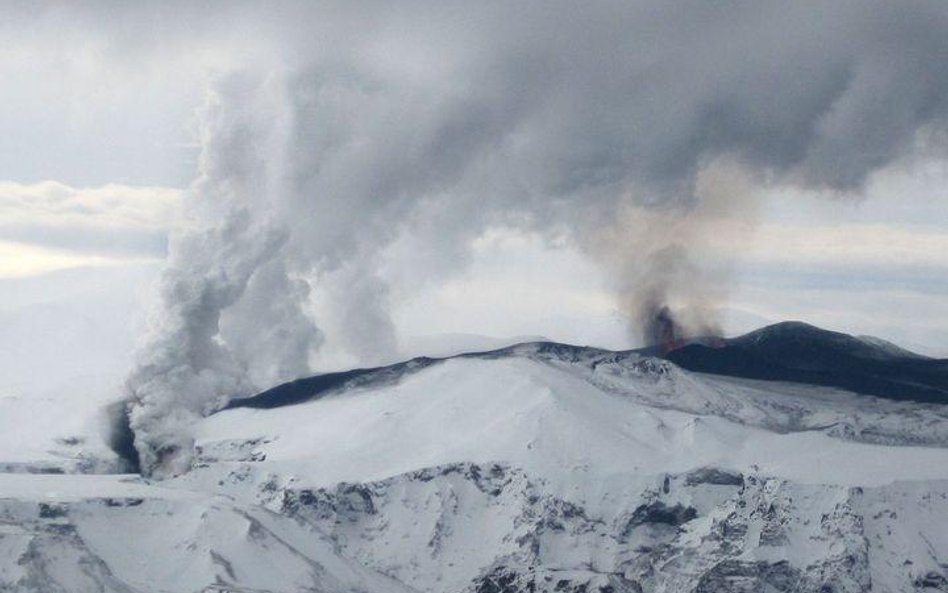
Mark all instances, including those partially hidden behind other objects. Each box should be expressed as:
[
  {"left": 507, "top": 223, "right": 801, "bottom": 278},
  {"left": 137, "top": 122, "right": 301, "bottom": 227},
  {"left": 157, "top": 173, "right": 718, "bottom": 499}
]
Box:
[
  {"left": 663, "top": 322, "right": 948, "bottom": 404},
  {"left": 38, "top": 503, "right": 67, "bottom": 519},
  {"left": 626, "top": 502, "right": 698, "bottom": 530},
  {"left": 474, "top": 566, "right": 535, "bottom": 593},
  {"left": 540, "top": 498, "right": 595, "bottom": 532},
  {"left": 914, "top": 571, "right": 948, "bottom": 590},
  {"left": 55, "top": 436, "right": 85, "bottom": 447},
  {"left": 694, "top": 560, "right": 803, "bottom": 593},
  {"left": 684, "top": 468, "right": 745, "bottom": 487},
  {"left": 337, "top": 484, "right": 376, "bottom": 515},
  {"left": 102, "top": 498, "right": 144, "bottom": 507},
  {"left": 225, "top": 358, "right": 441, "bottom": 410},
  {"left": 470, "top": 566, "right": 643, "bottom": 593}
]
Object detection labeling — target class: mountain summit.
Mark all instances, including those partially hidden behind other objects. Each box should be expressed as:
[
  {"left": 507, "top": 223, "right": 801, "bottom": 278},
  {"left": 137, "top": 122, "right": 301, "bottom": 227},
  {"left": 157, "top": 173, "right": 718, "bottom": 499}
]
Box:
[{"left": 663, "top": 321, "right": 948, "bottom": 403}]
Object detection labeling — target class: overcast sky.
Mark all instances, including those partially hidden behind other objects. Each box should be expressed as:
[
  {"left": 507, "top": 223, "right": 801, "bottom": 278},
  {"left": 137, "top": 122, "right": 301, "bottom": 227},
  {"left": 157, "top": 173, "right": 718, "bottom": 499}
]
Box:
[{"left": 1, "top": 2, "right": 947, "bottom": 410}]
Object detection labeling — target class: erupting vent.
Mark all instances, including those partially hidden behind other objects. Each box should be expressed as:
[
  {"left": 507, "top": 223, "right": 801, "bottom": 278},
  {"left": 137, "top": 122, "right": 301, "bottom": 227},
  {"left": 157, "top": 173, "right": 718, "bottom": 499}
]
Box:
[
  {"left": 105, "top": 401, "right": 142, "bottom": 475},
  {"left": 646, "top": 305, "right": 684, "bottom": 355}
]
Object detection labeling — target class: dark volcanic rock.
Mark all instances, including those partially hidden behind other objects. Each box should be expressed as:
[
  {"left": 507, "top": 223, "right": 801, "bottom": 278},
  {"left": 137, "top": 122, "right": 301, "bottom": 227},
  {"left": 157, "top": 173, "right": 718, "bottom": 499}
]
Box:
[
  {"left": 694, "top": 560, "right": 804, "bottom": 593},
  {"left": 469, "top": 565, "right": 644, "bottom": 593},
  {"left": 664, "top": 321, "right": 948, "bottom": 403},
  {"left": 224, "top": 357, "right": 440, "bottom": 410},
  {"left": 626, "top": 502, "right": 698, "bottom": 530},
  {"left": 913, "top": 571, "right": 948, "bottom": 590},
  {"left": 684, "top": 467, "right": 745, "bottom": 487}
]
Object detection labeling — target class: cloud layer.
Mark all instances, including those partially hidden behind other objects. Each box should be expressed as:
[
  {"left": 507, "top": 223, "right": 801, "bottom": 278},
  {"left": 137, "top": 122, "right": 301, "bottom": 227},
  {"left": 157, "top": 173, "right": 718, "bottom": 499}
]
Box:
[{"left": 0, "top": 181, "right": 180, "bottom": 276}]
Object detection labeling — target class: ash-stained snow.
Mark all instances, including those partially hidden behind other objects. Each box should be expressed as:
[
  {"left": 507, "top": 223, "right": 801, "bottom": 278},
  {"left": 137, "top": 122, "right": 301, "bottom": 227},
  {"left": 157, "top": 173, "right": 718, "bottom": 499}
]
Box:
[{"left": 4, "top": 343, "right": 948, "bottom": 592}]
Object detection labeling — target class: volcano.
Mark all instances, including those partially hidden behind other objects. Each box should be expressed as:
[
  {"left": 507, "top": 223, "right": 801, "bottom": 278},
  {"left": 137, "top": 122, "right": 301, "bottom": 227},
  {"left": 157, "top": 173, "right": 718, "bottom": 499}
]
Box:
[
  {"left": 224, "top": 322, "right": 948, "bottom": 413},
  {"left": 7, "top": 321, "right": 948, "bottom": 592}
]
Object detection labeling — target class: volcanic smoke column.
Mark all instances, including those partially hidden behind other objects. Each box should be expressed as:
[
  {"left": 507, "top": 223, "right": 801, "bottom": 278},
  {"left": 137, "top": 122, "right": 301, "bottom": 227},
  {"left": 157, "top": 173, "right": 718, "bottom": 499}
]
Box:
[
  {"left": 118, "top": 2, "right": 948, "bottom": 477},
  {"left": 124, "top": 74, "right": 321, "bottom": 477}
]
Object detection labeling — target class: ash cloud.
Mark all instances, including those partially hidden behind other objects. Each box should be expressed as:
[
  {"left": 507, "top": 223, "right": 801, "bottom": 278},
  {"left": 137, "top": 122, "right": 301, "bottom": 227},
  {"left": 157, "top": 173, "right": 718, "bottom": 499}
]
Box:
[
  {"left": 109, "top": 1, "right": 948, "bottom": 476},
  {"left": 583, "top": 158, "right": 760, "bottom": 346}
]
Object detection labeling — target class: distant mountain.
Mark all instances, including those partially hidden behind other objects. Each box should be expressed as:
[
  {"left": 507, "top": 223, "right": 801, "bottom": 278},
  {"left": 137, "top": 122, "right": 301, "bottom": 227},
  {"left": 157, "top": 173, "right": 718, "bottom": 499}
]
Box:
[
  {"left": 663, "top": 321, "right": 948, "bottom": 403},
  {"left": 228, "top": 322, "right": 948, "bottom": 413}
]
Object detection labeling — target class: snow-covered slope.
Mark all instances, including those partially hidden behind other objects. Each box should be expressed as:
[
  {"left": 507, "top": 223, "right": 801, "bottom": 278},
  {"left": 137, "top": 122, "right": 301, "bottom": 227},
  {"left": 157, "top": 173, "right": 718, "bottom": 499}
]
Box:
[
  {"left": 197, "top": 355, "right": 948, "bottom": 486},
  {"left": 4, "top": 339, "right": 948, "bottom": 592},
  {"left": 0, "top": 474, "right": 413, "bottom": 593}
]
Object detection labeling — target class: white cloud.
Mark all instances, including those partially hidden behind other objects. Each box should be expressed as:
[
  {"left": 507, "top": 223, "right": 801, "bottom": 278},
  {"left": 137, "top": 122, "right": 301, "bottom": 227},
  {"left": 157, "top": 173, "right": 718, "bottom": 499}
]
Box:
[
  {"left": 0, "top": 181, "right": 181, "bottom": 258},
  {"left": 734, "top": 222, "right": 948, "bottom": 268},
  {"left": 0, "top": 181, "right": 180, "bottom": 231},
  {"left": 0, "top": 240, "right": 143, "bottom": 278},
  {"left": 0, "top": 181, "right": 180, "bottom": 277}
]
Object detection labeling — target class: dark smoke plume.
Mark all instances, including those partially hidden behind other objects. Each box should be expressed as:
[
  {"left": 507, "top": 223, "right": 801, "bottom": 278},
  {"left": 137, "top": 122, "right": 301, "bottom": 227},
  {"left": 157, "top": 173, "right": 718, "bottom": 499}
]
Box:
[
  {"left": 105, "top": 401, "right": 141, "bottom": 474},
  {"left": 642, "top": 304, "right": 683, "bottom": 355}
]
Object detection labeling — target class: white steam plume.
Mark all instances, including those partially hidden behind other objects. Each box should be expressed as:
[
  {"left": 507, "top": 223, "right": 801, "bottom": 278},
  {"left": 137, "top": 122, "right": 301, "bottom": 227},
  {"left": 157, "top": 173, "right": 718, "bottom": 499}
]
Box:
[{"left": 125, "top": 73, "right": 322, "bottom": 476}]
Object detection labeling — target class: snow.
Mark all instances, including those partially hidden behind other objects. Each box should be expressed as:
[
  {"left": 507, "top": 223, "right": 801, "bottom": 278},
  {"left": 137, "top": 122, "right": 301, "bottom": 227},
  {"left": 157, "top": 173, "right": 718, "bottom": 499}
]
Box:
[
  {"left": 194, "top": 356, "right": 948, "bottom": 488},
  {"left": 0, "top": 264, "right": 156, "bottom": 469},
  {"left": 0, "top": 473, "right": 191, "bottom": 502},
  {"left": 5, "top": 343, "right": 948, "bottom": 591}
]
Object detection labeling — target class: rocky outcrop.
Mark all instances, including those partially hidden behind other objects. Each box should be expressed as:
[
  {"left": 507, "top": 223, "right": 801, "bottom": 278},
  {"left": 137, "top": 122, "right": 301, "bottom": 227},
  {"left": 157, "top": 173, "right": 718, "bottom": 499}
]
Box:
[{"left": 266, "top": 463, "right": 948, "bottom": 592}]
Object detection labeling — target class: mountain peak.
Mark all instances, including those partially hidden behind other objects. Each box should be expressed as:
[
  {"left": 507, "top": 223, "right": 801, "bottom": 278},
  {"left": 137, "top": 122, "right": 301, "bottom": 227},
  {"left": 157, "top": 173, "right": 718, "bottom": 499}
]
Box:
[
  {"left": 727, "top": 321, "right": 928, "bottom": 362},
  {"left": 666, "top": 321, "right": 946, "bottom": 403}
]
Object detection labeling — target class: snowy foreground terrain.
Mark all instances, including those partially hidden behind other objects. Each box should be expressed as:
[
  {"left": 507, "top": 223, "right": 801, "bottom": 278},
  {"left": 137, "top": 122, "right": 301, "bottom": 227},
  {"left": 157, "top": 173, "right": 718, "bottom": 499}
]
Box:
[{"left": 4, "top": 337, "right": 948, "bottom": 592}]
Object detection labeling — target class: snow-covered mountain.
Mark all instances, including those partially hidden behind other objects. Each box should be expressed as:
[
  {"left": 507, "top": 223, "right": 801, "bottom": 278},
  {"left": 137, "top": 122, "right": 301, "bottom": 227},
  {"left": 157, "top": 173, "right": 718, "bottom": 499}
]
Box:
[{"left": 4, "top": 325, "right": 948, "bottom": 592}]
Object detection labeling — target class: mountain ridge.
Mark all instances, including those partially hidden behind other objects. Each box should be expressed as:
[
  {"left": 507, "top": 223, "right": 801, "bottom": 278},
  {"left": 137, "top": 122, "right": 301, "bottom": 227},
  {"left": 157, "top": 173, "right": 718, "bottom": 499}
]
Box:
[
  {"left": 225, "top": 321, "right": 948, "bottom": 414},
  {"left": 665, "top": 320, "right": 948, "bottom": 404}
]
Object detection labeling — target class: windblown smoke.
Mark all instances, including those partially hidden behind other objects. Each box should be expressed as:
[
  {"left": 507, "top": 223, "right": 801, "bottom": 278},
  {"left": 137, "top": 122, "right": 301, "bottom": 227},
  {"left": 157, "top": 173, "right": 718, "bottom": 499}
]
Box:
[{"left": 118, "top": 1, "right": 948, "bottom": 476}]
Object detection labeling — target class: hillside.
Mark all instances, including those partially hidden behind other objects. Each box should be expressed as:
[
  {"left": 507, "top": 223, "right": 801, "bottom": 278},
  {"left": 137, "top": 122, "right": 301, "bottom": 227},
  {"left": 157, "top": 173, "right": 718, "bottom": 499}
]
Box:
[{"left": 5, "top": 327, "right": 948, "bottom": 591}]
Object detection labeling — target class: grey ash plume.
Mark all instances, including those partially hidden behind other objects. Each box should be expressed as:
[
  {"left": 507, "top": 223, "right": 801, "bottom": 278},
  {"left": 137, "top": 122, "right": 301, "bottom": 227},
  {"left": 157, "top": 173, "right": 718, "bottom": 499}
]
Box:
[{"left": 103, "top": 1, "right": 948, "bottom": 477}]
